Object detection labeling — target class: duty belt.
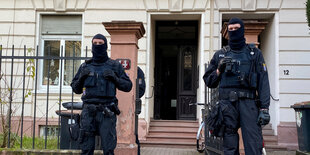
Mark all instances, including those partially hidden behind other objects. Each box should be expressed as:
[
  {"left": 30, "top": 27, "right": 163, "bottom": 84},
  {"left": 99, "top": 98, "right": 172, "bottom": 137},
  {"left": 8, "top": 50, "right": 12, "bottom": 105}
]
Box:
[{"left": 219, "top": 90, "right": 255, "bottom": 102}]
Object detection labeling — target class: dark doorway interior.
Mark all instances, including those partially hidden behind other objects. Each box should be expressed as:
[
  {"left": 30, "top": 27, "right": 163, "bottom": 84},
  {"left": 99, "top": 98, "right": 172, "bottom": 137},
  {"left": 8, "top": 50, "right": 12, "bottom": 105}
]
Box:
[{"left": 154, "top": 20, "right": 198, "bottom": 120}]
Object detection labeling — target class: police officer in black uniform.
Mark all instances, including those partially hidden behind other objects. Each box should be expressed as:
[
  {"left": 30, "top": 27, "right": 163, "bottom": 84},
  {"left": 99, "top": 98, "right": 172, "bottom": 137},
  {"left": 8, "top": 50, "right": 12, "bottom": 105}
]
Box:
[
  {"left": 71, "top": 34, "right": 132, "bottom": 155},
  {"left": 203, "top": 18, "right": 270, "bottom": 155},
  {"left": 136, "top": 66, "right": 145, "bottom": 155}
]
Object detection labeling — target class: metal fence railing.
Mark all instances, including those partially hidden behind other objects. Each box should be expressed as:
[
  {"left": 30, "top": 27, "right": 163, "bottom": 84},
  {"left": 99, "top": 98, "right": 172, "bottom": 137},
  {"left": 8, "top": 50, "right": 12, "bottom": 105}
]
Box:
[
  {"left": 204, "top": 63, "right": 224, "bottom": 155},
  {"left": 0, "top": 44, "right": 90, "bottom": 149}
]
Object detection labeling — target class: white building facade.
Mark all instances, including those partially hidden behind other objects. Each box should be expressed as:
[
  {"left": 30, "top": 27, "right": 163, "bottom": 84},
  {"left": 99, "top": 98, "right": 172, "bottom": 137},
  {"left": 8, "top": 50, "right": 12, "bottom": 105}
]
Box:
[{"left": 0, "top": 0, "right": 309, "bottom": 149}]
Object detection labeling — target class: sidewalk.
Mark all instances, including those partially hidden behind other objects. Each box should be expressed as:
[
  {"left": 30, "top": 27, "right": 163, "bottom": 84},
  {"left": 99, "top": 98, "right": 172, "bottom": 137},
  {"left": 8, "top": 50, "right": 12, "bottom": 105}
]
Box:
[
  {"left": 140, "top": 147, "right": 201, "bottom": 155},
  {"left": 140, "top": 147, "right": 297, "bottom": 155}
]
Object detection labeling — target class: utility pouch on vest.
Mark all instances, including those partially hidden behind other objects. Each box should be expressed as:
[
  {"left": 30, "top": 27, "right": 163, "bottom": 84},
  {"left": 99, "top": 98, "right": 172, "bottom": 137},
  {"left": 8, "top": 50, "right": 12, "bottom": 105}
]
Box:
[
  {"left": 225, "top": 61, "right": 234, "bottom": 73},
  {"left": 249, "top": 72, "right": 257, "bottom": 88},
  {"left": 84, "top": 72, "right": 96, "bottom": 87},
  {"left": 97, "top": 73, "right": 116, "bottom": 97},
  {"left": 248, "top": 44, "right": 258, "bottom": 89},
  {"left": 106, "top": 81, "right": 116, "bottom": 97},
  {"left": 238, "top": 72, "right": 247, "bottom": 86}
]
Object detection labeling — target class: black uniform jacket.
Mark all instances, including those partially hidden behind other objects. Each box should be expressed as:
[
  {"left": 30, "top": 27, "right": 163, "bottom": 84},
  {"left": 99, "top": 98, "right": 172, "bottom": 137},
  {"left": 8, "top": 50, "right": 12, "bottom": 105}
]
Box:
[
  {"left": 203, "top": 45, "right": 270, "bottom": 109},
  {"left": 71, "top": 58, "right": 132, "bottom": 104}
]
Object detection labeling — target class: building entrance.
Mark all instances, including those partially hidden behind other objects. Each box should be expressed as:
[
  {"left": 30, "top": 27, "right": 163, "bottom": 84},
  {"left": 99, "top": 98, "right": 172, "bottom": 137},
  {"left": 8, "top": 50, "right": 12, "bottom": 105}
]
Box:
[{"left": 154, "top": 21, "right": 198, "bottom": 120}]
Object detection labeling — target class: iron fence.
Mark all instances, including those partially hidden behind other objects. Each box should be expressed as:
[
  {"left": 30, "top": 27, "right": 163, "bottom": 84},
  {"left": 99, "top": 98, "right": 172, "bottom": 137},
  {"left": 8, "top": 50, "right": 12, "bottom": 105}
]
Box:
[
  {"left": 0, "top": 44, "right": 91, "bottom": 149},
  {"left": 204, "top": 63, "right": 224, "bottom": 155},
  {"left": 1, "top": 45, "right": 225, "bottom": 153}
]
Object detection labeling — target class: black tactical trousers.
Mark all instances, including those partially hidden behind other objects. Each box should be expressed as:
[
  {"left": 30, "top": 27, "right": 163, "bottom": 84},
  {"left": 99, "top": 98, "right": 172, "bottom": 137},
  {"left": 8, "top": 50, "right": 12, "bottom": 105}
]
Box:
[
  {"left": 222, "top": 99, "right": 263, "bottom": 155},
  {"left": 80, "top": 104, "right": 117, "bottom": 155}
]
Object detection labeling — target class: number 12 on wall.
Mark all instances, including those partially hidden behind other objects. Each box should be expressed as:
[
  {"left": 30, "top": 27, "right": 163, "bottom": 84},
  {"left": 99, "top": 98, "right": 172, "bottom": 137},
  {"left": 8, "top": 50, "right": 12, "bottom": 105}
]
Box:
[{"left": 283, "top": 70, "right": 289, "bottom": 75}]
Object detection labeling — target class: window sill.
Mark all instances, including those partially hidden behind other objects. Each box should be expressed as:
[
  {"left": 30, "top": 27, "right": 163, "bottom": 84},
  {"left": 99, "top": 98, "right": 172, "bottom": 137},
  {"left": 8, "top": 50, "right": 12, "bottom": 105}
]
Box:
[{"left": 36, "top": 86, "right": 76, "bottom": 94}]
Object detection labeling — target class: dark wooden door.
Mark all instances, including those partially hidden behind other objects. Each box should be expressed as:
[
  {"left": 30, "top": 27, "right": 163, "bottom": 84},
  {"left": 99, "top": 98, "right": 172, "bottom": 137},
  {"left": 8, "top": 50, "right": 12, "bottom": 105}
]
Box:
[{"left": 177, "top": 46, "right": 197, "bottom": 120}]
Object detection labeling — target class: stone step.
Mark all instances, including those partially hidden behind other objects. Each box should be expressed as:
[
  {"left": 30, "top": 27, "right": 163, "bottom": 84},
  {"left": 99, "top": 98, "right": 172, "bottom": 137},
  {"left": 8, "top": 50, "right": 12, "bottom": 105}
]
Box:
[
  {"left": 140, "top": 140, "right": 196, "bottom": 148},
  {"left": 262, "top": 129, "right": 274, "bottom": 136},
  {"left": 149, "top": 126, "right": 198, "bottom": 133},
  {"left": 147, "top": 133, "right": 197, "bottom": 139},
  {"left": 265, "top": 144, "right": 288, "bottom": 151},
  {"left": 147, "top": 132, "right": 197, "bottom": 138},
  {"left": 145, "top": 137, "right": 196, "bottom": 143},
  {"left": 266, "top": 151, "right": 296, "bottom": 155},
  {"left": 145, "top": 121, "right": 284, "bottom": 150},
  {"left": 263, "top": 135, "right": 277, "bottom": 142},
  {"left": 264, "top": 141, "right": 278, "bottom": 145},
  {"left": 150, "top": 121, "right": 198, "bottom": 128},
  {"left": 141, "top": 120, "right": 199, "bottom": 148},
  {"left": 150, "top": 119, "right": 198, "bottom": 123},
  {"left": 262, "top": 123, "right": 272, "bottom": 130}
]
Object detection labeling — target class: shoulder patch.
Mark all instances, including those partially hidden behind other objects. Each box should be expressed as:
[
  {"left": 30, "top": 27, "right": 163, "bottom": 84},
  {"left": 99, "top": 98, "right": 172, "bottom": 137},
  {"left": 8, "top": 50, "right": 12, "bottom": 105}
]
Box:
[{"left": 263, "top": 63, "right": 267, "bottom": 72}]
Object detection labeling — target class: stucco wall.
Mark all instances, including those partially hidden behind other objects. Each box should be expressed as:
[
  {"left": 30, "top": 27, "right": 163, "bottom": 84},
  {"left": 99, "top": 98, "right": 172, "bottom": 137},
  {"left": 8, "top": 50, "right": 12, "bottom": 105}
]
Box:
[
  {"left": 279, "top": 0, "right": 310, "bottom": 122},
  {"left": 0, "top": 0, "right": 309, "bottom": 138}
]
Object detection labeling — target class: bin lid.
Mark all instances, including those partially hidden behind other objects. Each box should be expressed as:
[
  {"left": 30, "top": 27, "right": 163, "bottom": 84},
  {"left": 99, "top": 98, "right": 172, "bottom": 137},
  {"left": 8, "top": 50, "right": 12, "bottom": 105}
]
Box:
[
  {"left": 62, "top": 102, "right": 83, "bottom": 110},
  {"left": 291, "top": 101, "right": 310, "bottom": 109},
  {"left": 55, "top": 110, "right": 81, "bottom": 116}
]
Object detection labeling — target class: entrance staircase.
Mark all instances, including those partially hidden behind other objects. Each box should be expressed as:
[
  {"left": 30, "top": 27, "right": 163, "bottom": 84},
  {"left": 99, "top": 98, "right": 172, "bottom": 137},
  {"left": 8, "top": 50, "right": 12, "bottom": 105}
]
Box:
[
  {"left": 141, "top": 120, "right": 288, "bottom": 151},
  {"left": 140, "top": 120, "right": 199, "bottom": 148},
  {"left": 262, "top": 124, "right": 288, "bottom": 151}
]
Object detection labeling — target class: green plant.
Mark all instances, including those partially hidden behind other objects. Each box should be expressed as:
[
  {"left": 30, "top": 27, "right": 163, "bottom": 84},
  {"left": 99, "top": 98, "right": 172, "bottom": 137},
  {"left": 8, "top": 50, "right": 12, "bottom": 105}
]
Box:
[
  {"left": 0, "top": 134, "right": 58, "bottom": 150},
  {"left": 307, "top": 0, "right": 310, "bottom": 27}
]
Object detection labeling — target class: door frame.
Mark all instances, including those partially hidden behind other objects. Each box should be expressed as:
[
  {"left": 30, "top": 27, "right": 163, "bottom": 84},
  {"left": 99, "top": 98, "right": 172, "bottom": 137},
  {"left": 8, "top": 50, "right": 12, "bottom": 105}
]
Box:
[
  {"left": 145, "top": 13, "right": 206, "bottom": 122},
  {"left": 153, "top": 20, "right": 199, "bottom": 120}
]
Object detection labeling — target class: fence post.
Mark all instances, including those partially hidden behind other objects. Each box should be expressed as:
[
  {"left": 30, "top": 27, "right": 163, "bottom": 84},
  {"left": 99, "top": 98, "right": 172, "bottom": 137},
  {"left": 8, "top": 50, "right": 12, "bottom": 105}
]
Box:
[
  {"left": 20, "top": 45, "right": 27, "bottom": 148},
  {"left": 57, "top": 45, "right": 64, "bottom": 149},
  {"left": 32, "top": 45, "right": 39, "bottom": 149},
  {"left": 8, "top": 45, "right": 14, "bottom": 148}
]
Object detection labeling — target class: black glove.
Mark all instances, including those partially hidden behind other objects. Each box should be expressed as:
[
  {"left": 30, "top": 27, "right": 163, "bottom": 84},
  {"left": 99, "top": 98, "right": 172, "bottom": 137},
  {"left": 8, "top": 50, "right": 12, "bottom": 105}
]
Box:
[
  {"left": 79, "top": 67, "right": 90, "bottom": 80},
  {"left": 257, "top": 109, "right": 270, "bottom": 125},
  {"left": 217, "top": 57, "right": 232, "bottom": 73},
  {"left": 103, "top": 69, "right": 119, "bottom": 84}
]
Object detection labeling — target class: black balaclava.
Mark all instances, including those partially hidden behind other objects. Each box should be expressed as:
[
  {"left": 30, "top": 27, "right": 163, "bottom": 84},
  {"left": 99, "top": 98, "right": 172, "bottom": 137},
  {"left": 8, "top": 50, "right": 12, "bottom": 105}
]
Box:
[
  {"left": 92, "top": 33, "right": 109, "bottom": 63},
  {"left": 228, "top": 17, "right": 246, "bottom": 50}
]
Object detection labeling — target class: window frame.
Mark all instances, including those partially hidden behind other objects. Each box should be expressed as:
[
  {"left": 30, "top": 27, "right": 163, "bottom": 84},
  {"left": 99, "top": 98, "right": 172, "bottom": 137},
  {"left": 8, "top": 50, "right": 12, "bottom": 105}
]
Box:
[{"left": 38, "top": 35, "right": 83, "bottom": 93}]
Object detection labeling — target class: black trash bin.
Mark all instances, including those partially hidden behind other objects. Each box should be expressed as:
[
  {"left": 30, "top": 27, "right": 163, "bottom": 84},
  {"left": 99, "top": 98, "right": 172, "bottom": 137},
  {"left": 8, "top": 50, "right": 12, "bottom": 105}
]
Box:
[
  {"left": 56, "top": 109, "right": 81, "bottom": 149},
  {"left": 291, "top": 101, "right": 310, "bottom": 152}
]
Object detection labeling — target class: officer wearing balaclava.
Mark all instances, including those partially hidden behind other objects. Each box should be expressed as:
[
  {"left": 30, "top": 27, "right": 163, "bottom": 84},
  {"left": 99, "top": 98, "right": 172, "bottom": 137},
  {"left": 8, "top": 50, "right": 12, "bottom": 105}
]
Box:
[
  {"left": 203, "top": 18, "right": 270, "bottom": 155},
  {"left": 71, "top": 34, "right": 132, "bottom": 155}
]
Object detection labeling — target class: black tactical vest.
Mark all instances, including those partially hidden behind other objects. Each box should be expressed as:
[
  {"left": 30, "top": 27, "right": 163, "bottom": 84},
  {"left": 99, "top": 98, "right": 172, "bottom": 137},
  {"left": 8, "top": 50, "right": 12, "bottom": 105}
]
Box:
[
  {"left": 82, "top": 61, "right": 116, "bottom": 99},
  {"left": 219, "top": 45, "right": 257, "bottom": 89}
]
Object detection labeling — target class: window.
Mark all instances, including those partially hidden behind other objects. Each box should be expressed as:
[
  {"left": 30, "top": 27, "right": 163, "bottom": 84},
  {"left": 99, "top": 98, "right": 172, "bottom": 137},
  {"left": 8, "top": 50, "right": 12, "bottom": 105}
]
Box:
[
  {"left": 40, "top": 15, "right": 82, "bottom": 89},
  {"left": 42, "top": 40, "right": 81, "bottom": 86},
  {"left": 39, "top": 125, "right": 59, "bottom": 137}
]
